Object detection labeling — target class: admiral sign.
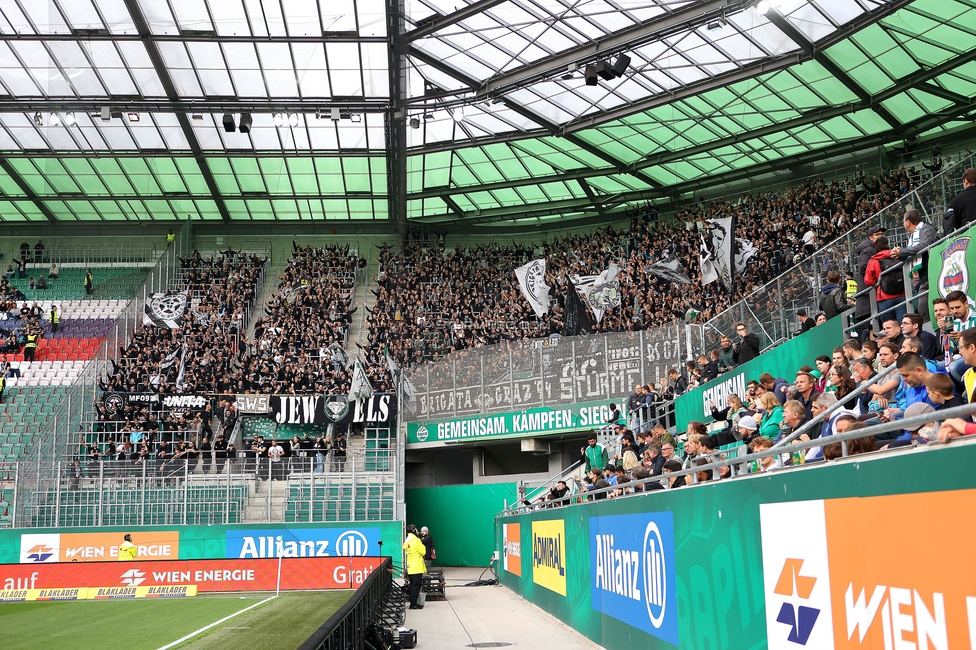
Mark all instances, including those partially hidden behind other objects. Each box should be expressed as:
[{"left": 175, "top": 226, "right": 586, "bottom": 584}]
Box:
[
  {"left": 270, "top": 395, "right": 394, "bottom": 426},
  {"left": 589, "top": 513, "right": 678, "bottom": 646},
  {"left": 761, "top": 489, "right": 976, "bottom": 650}
]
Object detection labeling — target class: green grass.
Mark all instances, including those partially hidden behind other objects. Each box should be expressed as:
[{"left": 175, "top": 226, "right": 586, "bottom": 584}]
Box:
[{"left": 0, "top": 591, "right": 352, "bottom": 650}]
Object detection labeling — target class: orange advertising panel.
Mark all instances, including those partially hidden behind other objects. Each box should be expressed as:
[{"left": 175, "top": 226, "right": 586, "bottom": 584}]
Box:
[
  {"left": 824, "top": 490, "right": 976, "bottom": 650},
  {"left": 20, "top": 531, "right": 180, "bottom": 563},
  {"left": 0, "top": 556, "right": 379, "bottom": 593},
  {"left": 503, "top": 523, "right": 521, "bottom": 577}
]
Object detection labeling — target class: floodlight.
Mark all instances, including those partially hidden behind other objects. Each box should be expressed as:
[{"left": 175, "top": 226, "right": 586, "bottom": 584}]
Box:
[
  {"left": 350, "top": 114, "right": 361, "bottom": 123},
  {"left": 191, "top": 113, "right": 204, "bottom": 121},
  {"left": 34, "top": 112, "right": 43, "bottom": 127},
  {"left": 331, "top": 107, "right": 340, "bottom": 121},
  {"left": 452, "top": 107, "right": 464, "bottom": 122},
  {"left": 49, "top": 113, "right": 60, "bottom": 126},
  {"left": 409, "top": 117, "right": 420, "bottom": 129},
  {"left": 287, "top": 113, "right": 299, "bottom": 127},
  {"left": 127, "top": 112, "right": 140, "bottom": 122},
  {"left": 238, "top": 113, "right": 252, "bottom": 133},
  {"left": 101, "top": 106, "right": 111, "bottom": 121},
  {"left": 757, "top": 1, "right": 770, "bottom": 14},
  {"left": 273, "top": 113, "right": 284, "bottom": 127},
  {"left": 63, "top": 112, "right": 76, "bottom": 126},
  {"left": 223, "top": 113, "right": 235, "bottom": 132}
]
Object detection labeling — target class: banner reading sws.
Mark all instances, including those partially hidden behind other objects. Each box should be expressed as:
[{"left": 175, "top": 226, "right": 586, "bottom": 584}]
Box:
[
  {"left": 760, "top": 489, "right": 976, "bottom": 650},
  {"left": 674, "top": 317, "right": 843, "bottom": 430},
  {"left": 406, "top": 400, "right": 627, "bottom": 447}
]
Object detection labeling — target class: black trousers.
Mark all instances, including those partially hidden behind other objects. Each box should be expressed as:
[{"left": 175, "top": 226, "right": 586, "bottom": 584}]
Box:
[{"left": 408, "top": 573, "right": 423, "bottom": 607}]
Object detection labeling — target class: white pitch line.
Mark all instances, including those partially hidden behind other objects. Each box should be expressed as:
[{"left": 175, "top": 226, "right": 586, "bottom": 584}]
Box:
[{"left": 156, "top": 595, "right": 277, "bottom": 650}]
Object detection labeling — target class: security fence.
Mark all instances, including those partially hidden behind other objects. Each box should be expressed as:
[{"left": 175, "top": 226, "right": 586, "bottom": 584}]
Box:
[
  {"left": 404, "top": 320, "right": 688, "bottom": 422},
  {"left": 690, "top": 154, "right": 975, "bottom": 356}
]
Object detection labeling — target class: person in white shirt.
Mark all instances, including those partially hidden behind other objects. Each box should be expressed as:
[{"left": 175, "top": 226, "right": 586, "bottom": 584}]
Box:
[{"left": 268, "top": 440, "right": 284, "bottom": 480}]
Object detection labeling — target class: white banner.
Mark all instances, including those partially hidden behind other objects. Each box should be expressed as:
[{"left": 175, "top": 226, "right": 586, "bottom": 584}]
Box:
[
  {"left": 645, "top": 259, "right": 692, "bottom": 285},
  {"left": 143, "top": 291, "right": 190, "bottom": 328},
  {"left": 572, "top": 263, "right": 621, "bottom": 325},
  {"left": 700, "top": 235, "right": 718, "bottom": 286},
  {"left": 514, "top": 259, "right": 551, "bottom": 319},
  {"left": 348, "top": 360, "right": 374, "bottom": 402},
  {"left": 735, "top": 238, "right": 758, "bottom": 274},
  {"left": 707, "top": 217, "right": 735, "bottom": 292}
]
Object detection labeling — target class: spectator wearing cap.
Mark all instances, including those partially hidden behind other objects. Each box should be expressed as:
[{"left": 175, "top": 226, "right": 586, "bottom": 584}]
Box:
[
  {"left": 855, "top": 226, "right": 886, "bottom": 342},
  {"left": 797, "top": 309, "right": 816, "bottom": 334},
  {"left": 879, "top": 403, "right": 937, "bottom": 449},
  {"left": 737, "top": 414, "right": 760, "bottom": 442}
]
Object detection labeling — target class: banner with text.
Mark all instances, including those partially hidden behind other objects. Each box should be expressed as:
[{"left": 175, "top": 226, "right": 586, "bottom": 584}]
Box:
[
  {"left": 497, "top": 430, "right": 976, "bottom": 650},
  {"left": 270, "top": 394, "right": 395, "bottom": 426},
  {"left": 406, "top": 400, "right": 627, "bottom": 447},
  {"left": 674, "top": 317, "right": 843, "bottom": 430}
]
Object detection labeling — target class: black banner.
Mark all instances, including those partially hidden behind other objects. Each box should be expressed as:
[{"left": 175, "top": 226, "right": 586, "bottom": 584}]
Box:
[{"left": 270, "top": 394, "right": 396, "bottom": 426}]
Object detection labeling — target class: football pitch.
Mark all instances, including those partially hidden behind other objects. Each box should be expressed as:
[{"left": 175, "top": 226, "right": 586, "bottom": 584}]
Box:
[{"left": 0, "top": 591, "right": 352, "bottom": 650}]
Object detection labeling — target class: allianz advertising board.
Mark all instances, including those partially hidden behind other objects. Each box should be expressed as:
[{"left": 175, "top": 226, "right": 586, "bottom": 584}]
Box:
[
  {"left": 590, "top": 513, "right": 678, "bottom": 646},
  {"left": 226, "top": 527, "right": 381, "bottom": 559}
]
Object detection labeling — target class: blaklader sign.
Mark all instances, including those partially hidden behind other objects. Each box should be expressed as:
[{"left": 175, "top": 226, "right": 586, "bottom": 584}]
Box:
[{"left": 405, "top": 400, "right": 627, "bottom": 446}]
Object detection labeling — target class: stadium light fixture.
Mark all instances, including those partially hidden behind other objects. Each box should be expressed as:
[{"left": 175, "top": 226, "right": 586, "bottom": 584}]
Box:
[
  {"left": 100, "top": 106, "right": 111, "bottom": 122},
  {"left": 330, "top": 107, "right": 340, "bottom": 121},
  {"left": 287, "top": 113, "right": 299, "bottom": 127},
  {"left": 350, "top": 114, "right": 361, "bottom": 123},
  {"left": 452, "top": 107, "right": 464, "bottom": 122},
  {"left": 409, "top": 117, "right": 420, "bottom": 129},
  {"left": 191, "top": 113, "right": 204, "bottom": 121},
  {"left": 273, "top": 113, "right": 284, "bottom": 127},
  {"left": 49, "top": 113, "right": 60, "bottom": 126},
  {"left": 63, "top": 112, "right": 76, "bottom": 126},
  {"left": 757, "top": 1, "right": 771, "bottom": 14},
  {"left": 33, "top": 112, "right": 43, "bottom": 127},
  {"left": 127, "top": 112, "right": 140, "bottom": 122}
]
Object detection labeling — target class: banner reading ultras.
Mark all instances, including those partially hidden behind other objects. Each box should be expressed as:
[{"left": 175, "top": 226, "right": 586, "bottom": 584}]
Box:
[
  {"left": 406, "top": 400, "right": 627, "bottom": 446},
  {"left": 0, "top": 557, "right": 380, "bottom": 594},
  {"left": 531, "top": 520, "right": 566, "bottom": 596},
  {"left": 589, "top": 513, "right": 679, "bottom": 646},
  {"left": 502, "top": 523, "right": 521, "bottom": 578},
  {"left": 760, "top": 489, "right": 976, "bottom": 650}
]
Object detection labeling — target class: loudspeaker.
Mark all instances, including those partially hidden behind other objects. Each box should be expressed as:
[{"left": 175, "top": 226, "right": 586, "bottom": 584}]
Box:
[
  {"left": 222, "top": 114, "right": 235, "bottom": 132},
  {"left": 584, "top": 65, "right": 598, "bottom": 86},
  {"left": 595, "top": 60, "right": 615, "bottom": 81},
  {"left": 238, "top": 113, "right": 252, "bottom": 134},
  {"left": 611, "top": 54, "right": 631, "bottom": 78}
]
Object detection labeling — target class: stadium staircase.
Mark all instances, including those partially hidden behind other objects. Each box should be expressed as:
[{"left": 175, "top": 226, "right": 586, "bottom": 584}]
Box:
[{"left": 344, "top": 254, "right": 376, "bottom": 353}]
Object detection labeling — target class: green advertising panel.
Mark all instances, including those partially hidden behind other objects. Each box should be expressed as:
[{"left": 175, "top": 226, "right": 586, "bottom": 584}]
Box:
[
  {"left": 928, "top": 223, "right": 976, "bottom": 313},
  {"left": 406, "top": 400, "right": 626, "bottom": 447},
  {"left": 497, "top": 442, "right": 976, "bottom": 650},
  {"left": 674, "top": 317, "right": 844, "bottom": 431},
  {"left": 406, "top": 482, "right": 518, "bottom": 567},
  {"left": 0, "top": 521, "right": 404, "bottom": 570}
]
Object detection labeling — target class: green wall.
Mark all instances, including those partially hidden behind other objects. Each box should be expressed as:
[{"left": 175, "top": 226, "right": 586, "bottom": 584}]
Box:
[
  {"left": 497, "top": 442, "right": 976, "bottom": 650},
  {"left": 407, "top": 482, "right": 518, "bottom": 567}
]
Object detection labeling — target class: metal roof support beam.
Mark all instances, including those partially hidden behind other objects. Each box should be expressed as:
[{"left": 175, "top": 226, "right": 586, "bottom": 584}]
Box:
[
  {"left": 387, "top": 0, "right": 409, "bottom": 238},
  {"left": 122, "top": 0, "right": 231, "bottom": 223},
  {"left": 0, "top": 33, "right": 386, "bottom": 44},
  {"left": 561, "top": 0, "right": 916, "bottom": 134},
  {"left": 763, "top": 10, "right": 901, "bottom": 130},
  {"left": 0, "top": 100, "right": 387, "bottom": 114},
  {"left": 476, "top": 0, "right": 755, "bottom": 97},
  {"left": 413, "top": 96, "right": 976, "bottom": 224},
  {"left": 0, "top": 159, "right": 58, "bottom": 223},
  {"left": 577, "top": 179, "right": 606, "bottom": 216},
  {"left": 405, "top": 0, "right": 507, "bottom": 42}
]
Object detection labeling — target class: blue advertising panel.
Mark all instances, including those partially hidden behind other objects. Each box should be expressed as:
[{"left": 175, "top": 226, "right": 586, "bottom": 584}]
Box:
[
  {"left": 590, "top": 513, "right": 678, "bottom": 646},
  {"left": 226, "top": 527, "right": 382, "bottom": 559}
]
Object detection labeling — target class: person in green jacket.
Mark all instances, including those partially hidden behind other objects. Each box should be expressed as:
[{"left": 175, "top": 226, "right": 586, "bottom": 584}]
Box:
[
  {"left": 756, "top": 392, "right": 785, "bottom": 440},
  {"left": 580, "top": 434, "right": 608, "bottom": 472},
  {"left": 402, "top": 524, "right": 426, "bottom": 609}
]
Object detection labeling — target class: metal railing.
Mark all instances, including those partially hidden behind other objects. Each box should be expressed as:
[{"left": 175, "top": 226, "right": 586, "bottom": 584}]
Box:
[
  {"left": 12, "top": 222, "right": 194, "bottom": 527},
  {"left": 403, "top": 320, "right": 687, "bottom": 422},
  {"left": 503, "top": 402, "right": 976, "bottom": 514},
  {"left": 298, "top": 557, "right": 398, "bottom": 650},
  {"left": 26, "top": 243, "right": 160, "bottom": 267},
  {"left": 689, "top": 153, "right": 974, "bottom": 356}
]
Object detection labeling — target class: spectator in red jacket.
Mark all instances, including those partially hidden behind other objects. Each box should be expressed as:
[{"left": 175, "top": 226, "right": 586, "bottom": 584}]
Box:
[{"left": 863, "top": 235, "right": 906, "bottom": 326}]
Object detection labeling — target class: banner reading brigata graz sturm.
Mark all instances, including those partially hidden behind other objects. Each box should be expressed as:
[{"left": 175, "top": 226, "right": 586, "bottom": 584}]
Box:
[{"left": 270, "top": 394, "right": 396, "bottom": 426}]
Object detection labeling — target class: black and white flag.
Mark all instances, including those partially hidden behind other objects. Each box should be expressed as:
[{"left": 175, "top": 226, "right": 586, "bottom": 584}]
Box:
[
  {"left": 734, "top": 238, "right": 758, "bottom": 274},
  {"left": 174, "top": 346, "right": 189, "bottom": 392},
  {"left": 563, "top": 276, "right": 593, "bottom": 336},
  {"left": 514, "top": 259, "right": 551, "bottom": 319},
  {"left": 572, "top": 263, "right": 621, "bottom": 325},
  {"left": 645, "top": 259, "right": 692, "bottom": 285},
  {"left": 328, "top": 342, "right": 349, "bottom": 369},
  {"left": 160, "top": 345, "right": 182, "bottom": 371},
  {"left": 706, "top": 217, "right": 736, "bottom": 292},
  {"left": 143, "top": 291, "right": 190, "bottom": 328},
  {"left": 699, "top": 235, "right": 719, "bottom": 286},
  {"left": 348, "top": 360, "right": 374, "bottom": 402}
]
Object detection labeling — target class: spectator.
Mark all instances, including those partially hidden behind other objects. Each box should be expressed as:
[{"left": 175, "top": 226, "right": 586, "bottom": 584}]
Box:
[
  {"left": 755, "top": 393, "right": 784, "bottom": 440},
  {"left": 899, "top": 313, "right": 939, "bottom": 361},
  {"left": 826, "top": 365, "right": 856, "bottom": 401},
  {"left": 892, "top": 208, "right": 937, "bottom": 281},
  {"left": 797, "top": 309, "right": 815, "bottom": 334},
  {"left": 864, "top": 236, "right": 906, "bottom": 325},
  {"left": 946, "top": 167, "right": 976, "bottom": 233},
  {"left": 947, "top": 291, "right": 976, "bottom": 387},
  {"left": 925, "top": 373, "right": 964, "bottom": 411},
  {"left": 581, "top": 434, "right": 608, "bottom": 473},
  {"left": 819, "top": 271, "right": 848, "bottom": 320},
  {"left": 791, "top": 371, "right": 821, "bottom": 420},
  {"left": 662, "top": 459, "right": 686, "bottom": 488},
  {"left": 48, "top": 262, "right": 59, "bottom": 279},
  {"left": 732, "top": 322, "right": 760, "bottom": 364},
  {"left": 717, "top": 336, "right": 735, "bottom": 373},
  {"left": 748, "top": 437, "right": 780, "bottom": 472},
  {"left": 84, "top": 268, "right": 94, "bottom": 295},
  {"left": 854, "top": 226, "right": 885, "bottom": 342},
  {"left": 760, "top": 372, "right": 789, "bottom": 405}
]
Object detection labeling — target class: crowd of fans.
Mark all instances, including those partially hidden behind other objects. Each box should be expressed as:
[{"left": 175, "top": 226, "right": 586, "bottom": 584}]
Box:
[{"left": 371, "top": 163, "right": 934, "bottom": 373}]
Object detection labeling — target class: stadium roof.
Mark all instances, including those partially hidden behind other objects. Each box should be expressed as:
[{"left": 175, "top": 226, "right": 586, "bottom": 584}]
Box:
[{"left": 0, "top": 0, "right": 973, "bottom": 226}]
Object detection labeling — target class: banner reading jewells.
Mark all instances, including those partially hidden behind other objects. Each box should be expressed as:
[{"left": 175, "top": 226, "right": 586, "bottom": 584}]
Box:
[
  {"left": 928, "top": 223, "right": 976, "bottom": 313},
  {"left": 760, "top": 488, "right": 976, "bottom": 650},
  {"left": 270, "top": 394, "right": 395, "bottom": 426},
  {"left": 674, "top": 317, "right": 844, "bottom": 430}
]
